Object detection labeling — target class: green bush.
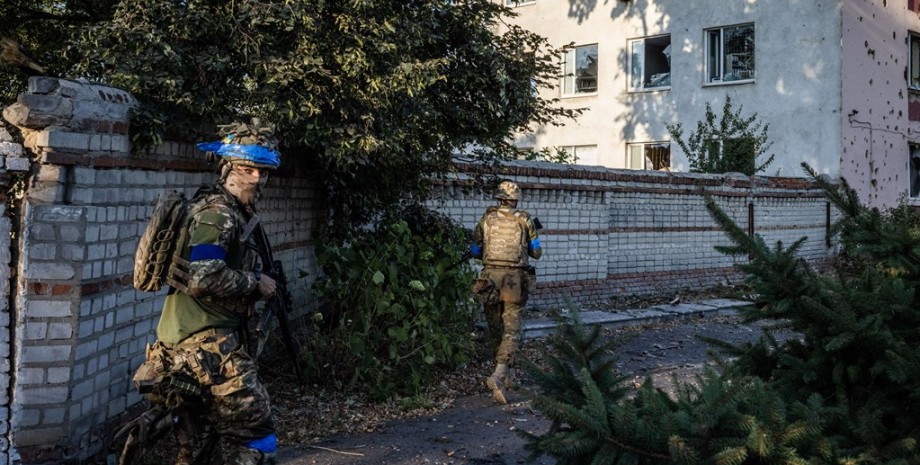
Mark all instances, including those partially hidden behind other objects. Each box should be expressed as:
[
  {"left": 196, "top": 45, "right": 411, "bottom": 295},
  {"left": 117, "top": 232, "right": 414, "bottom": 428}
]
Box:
[{"left": 309, "top": 209, "right": 476, "bottom": 400}]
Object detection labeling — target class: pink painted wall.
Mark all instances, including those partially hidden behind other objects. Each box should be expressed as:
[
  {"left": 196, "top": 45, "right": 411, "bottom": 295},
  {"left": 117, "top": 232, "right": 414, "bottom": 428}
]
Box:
[{"left": 841, "top": 0, "right": 920, "bottom": 207}]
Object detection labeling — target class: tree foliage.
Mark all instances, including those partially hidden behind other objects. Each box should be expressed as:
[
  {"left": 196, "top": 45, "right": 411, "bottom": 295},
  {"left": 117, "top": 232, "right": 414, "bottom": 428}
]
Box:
[
  {"left": 667, "top": 96, "right": 774, "bottom": 176},
  {"left": 524, "top": 163, "right": 920, "bottom": 464},
  {"left": 3, "top": 0, "right": 578, "bottom": 237}
]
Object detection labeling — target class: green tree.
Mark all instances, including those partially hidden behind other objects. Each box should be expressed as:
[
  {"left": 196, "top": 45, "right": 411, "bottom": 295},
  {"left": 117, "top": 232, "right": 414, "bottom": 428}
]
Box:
[
  {"left": 3, "top": 0, "right": 577, "bottom": 237},
  {"left": 667, "top": 96, "right": 774, "bottom": 176}
]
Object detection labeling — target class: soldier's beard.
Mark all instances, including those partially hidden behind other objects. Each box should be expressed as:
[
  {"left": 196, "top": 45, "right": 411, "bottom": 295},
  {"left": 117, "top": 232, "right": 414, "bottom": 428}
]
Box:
[{"left": 224, "top": 169, "right": 266, "bottom": 206}]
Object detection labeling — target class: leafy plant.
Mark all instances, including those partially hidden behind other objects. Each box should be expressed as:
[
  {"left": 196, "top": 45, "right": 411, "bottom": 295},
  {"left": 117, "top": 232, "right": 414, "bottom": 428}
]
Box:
[
  {"left": 667, "top": 96, "right": 774, "bottom": 176},
  {"left": 309, "top": 207, "right": 476, "bottom": 400}
]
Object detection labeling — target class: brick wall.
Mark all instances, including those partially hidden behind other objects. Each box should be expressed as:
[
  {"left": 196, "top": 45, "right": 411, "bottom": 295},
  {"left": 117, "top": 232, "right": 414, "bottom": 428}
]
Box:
[
  {"left": 2, "top": 77, "right": 839, "bottom": 464},
  {"left": 0, "top": 127, "right": 31, "bottom": 465},
  {"left": 2, "top": 77, "right": 322, "bottom": 464},
  {"left": 431, "top": 162, "right": 838, "bottom": 308}
]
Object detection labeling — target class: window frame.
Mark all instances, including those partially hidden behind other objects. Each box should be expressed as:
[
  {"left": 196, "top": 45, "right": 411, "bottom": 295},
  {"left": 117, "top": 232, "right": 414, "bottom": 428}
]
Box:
[
  {"left": 627, "top": 141, "right": 671, "bottom": 171},
  {"left": 910, "top": 144, "right": 920, "bottom": 199},
  {"left": 627, "top": 34, "right": 672, "bottom": 92},
  {"left": 560, "top": 145, "right": 599, "bottom": 165},
  {"left": 562, "top": 43, "right": 599, "bottom": 96},
  {"left": 704, "top": 23, "right": 755, "bottom": 85},
  {"left": 505, "top": 0, "right": 536, "bottom": 6},
  {"left": 910, "top": 32, "right": 920, "bottom": 91}
]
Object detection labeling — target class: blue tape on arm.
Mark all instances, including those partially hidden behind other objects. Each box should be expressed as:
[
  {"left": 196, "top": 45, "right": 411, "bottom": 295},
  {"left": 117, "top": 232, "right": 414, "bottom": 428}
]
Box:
[
  {"left": 470, "top": 243, "right": 482, "bottom": 258},
  {"left": 189, "top": 244, "right": 227, "bottom": 262},
  {"left": 245, "top": 433, "right": 277, "bottom": 453},
  {"left": 529, "top": 238, "right": 541, "bottom": 251}
]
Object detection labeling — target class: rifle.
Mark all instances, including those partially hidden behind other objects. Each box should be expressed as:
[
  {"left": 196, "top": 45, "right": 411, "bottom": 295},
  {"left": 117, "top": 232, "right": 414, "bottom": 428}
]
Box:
[
  {"left": 251, "top": 220, "right": 306, "bottom": 383},
  {"left": 113, "top": 405, "right": 173, "bottom": 465}
]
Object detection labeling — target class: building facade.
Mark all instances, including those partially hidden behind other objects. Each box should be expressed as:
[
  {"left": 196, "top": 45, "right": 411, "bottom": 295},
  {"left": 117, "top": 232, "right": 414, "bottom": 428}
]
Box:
[{"left": 501, "top": 0, "right": 920, "bottom": 207}]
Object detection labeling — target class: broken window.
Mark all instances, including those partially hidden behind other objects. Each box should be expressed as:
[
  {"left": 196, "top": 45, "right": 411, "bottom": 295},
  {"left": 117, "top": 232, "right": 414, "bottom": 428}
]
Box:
[
  {"left": 563, "top": 44, "right": 598, "bottom": 95},
  {"left": 629, "top": 35, "right": 671, "bottom": 91},
  {"left": 910, "top": 33, "right": 920, "bottom": 90},
  {"left": 706, "top": 24, "right": 755, "bottom": 83},
  {"left": 627, "top": 142, "right": 671, "bottom": 171},
  {"left": 560, "top": 145, "right": 598, "bottom": 165},
  {"left": 505, "top": 0, "right": 536, "bottom": 5}
]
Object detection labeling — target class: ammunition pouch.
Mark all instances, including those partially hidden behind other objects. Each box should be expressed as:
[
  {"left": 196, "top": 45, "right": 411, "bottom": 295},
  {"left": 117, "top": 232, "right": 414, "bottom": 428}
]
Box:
[{"left": 133, "top": 342, "right": 204, "bottom": 408}]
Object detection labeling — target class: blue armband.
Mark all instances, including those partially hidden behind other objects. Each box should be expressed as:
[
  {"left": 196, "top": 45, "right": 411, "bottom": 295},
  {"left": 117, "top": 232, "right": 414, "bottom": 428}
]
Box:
[
  {"left": 245, "top": 433, "right": 277, "bottom": 453},
  {"left": 470, "top": 243, "right": 483, "bottom": 258},
  {"left": 529, "top": 238, "right": 541, "bottom": 251},
  {"left": 189, "top": 244, "right": 227, "bottom": 262}
]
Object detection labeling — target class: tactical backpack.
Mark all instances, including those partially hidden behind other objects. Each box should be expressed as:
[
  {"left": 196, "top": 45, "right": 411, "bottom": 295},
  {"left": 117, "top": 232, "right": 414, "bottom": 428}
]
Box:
[
  {"left": 482, "top": 209, "right": 528, "bottom": 267},
  {"left": 134, "top": 190, "right": 193, "bottom": 293}
]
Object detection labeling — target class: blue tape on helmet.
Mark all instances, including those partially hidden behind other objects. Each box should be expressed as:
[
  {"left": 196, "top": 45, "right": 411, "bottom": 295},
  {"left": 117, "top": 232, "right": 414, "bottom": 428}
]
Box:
[
  {"left": 196, "top": 141, "right": 281, "bottom": 168},
  {"left": 244, "top": 433, "right": 278, "bottom": 453}
]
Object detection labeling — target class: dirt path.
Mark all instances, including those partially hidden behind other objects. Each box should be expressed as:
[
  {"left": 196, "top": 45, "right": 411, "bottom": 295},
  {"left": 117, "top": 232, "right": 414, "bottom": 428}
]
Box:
[{"left": 277, "top": 313, "right": 793, "bottom": 465}]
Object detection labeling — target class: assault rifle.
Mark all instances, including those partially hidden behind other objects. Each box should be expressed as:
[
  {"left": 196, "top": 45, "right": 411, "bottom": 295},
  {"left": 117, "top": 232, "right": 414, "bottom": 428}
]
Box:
[{"left": 251, "top": 220, "right": 305, "bottom": 383}]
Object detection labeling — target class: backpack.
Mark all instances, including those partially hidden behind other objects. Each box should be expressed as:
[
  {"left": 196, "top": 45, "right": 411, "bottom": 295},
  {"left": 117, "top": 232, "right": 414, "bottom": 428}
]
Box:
[
  {"left": 134, "top": 190, "right": 193, "bottom": 293},
  {"left": 482, "top": 208, "right": 528, "bottom": 267}
]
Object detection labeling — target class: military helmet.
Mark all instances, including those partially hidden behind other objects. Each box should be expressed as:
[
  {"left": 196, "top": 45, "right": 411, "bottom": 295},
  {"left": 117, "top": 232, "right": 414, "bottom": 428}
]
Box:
[
  {"left": 196, "top": 117, "right": 281, "bottom": 170},
  {"left": 494, "top": 180, "right": 521, "bottom": 201}
]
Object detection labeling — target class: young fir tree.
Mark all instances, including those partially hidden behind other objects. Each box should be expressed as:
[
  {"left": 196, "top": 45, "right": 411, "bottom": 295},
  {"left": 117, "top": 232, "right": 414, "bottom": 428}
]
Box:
[{"left": 523, "top": 163, "right": 920, "bottom": 464}]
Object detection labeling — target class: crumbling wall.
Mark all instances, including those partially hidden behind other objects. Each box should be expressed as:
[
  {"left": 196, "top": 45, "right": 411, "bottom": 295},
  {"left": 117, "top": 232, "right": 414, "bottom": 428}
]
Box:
[
  {"left": 0, "top": 126, "right": 32, "bottom": 465},
  {"left": 433, "top": 162, "right": 838, "bottom": 309},
  {"left": 2, "top": 77, "right": 321, "bottom": 464}
]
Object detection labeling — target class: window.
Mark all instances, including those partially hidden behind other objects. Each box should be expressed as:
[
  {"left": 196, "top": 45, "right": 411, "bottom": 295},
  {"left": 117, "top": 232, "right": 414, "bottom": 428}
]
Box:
[
  {"left": 629, "top": 35, "right": 671, "bottom": 91},
  {"left": 910, "top": 33, "right": 920, "bottom": 90},
  {"left": 706, "top": 24, "right": 755, "bottom": 83},
  {"left": 505, "top": 0, "right": 535, "bottom": 5},
  {"left": 560, "top": 145, "right": 598, "bottom": 165},
  {"left": 910, "top": 145, "right": 920, "bottom": 198},
  {"left": 627, "top": 142, "right": 671, "bottom": 171},
  {"left": 563, "top": 44, "right": 598, "bottom": 95}
]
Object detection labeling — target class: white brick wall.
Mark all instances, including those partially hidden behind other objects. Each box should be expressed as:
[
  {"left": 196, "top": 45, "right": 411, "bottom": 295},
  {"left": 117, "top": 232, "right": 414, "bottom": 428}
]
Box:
[{"left": 431, "top": 161, "right": 838, "bottom": 309}]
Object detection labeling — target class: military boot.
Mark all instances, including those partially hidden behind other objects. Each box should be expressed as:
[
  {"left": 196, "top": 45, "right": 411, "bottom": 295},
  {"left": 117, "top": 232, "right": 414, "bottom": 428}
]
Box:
[
  {"left": 504, "top": 367, "right": 514, "bottom": 390},
  {"left": 486, "top": 363, "right": 510, "bottom": 405}
]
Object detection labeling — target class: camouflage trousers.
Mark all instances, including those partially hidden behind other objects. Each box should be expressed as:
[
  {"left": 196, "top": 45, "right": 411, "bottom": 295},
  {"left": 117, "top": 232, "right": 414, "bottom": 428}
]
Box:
[
  {"left": 477, "top": 268, "right": 529, "bottom": 366},
  {"left": 140, "top": 328, "right": 276, "bottom": 465}
]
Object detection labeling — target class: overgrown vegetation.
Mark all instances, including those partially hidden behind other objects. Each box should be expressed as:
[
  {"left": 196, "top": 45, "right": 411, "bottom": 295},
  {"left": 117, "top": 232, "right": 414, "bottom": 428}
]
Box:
[
  {"left": 524, "top": 162, "right": 920, "bottom": 464},
  {"left": 667, "top": 96, "right": 774, "bottom": 176},
  {"left": 308, "top": 208, "right": 477, "bottom": 400}
]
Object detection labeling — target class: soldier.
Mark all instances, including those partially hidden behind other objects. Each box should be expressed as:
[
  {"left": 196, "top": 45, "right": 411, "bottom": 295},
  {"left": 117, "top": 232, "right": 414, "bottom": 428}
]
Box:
[
  {"left": 133, "top": 119, "right": 281, "bottom": 465},
  {"left": 471, "top": 180, "right": 542, "bottom": 404}
]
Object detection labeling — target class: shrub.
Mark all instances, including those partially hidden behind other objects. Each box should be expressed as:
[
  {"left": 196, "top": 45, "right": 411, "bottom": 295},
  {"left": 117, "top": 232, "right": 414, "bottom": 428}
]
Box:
[
  {"left": 309, "top": 208, "right": 476, "bottom": 400},
  {"left": 667, "top": 96, "right": 774, "bottom": 176}
]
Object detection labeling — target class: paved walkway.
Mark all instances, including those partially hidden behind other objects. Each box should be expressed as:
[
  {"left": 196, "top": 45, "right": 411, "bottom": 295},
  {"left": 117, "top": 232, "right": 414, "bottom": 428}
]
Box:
[
  {"left": 278, "top": 298, "right": 751, "bottom": 464},
  {"left": 522, "top": 298, "right": 748, "bottom": 338}
]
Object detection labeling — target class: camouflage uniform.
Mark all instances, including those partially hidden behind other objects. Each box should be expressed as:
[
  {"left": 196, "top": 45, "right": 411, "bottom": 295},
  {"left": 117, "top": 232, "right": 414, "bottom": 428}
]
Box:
[
  {"left": 471, "top": 180, "right": 542, "bottom": 404},
  {"left": 133, "top": 120, "right": 280, "bottom": 465}
]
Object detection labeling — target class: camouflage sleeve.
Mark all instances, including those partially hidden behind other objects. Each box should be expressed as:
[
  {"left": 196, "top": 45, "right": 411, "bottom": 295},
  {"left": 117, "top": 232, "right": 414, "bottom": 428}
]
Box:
[
  {"left": 184, "top": 207, "right": 258, "bottom": 299},
  {"left": 524, "top": 215, "right": 542, "bottom": 260},
  {"left": 471, "top": 215, "right": 485, "bottom": 259}
]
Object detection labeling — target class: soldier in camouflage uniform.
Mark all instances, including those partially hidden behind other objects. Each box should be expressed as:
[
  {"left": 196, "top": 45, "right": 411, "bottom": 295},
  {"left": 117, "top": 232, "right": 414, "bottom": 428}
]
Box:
[
  {"left": 471, "top": 180, "right": 542, "bottom": 404},
  {"left": 133, "top": 119, "right": 281, "bottom": 465}
]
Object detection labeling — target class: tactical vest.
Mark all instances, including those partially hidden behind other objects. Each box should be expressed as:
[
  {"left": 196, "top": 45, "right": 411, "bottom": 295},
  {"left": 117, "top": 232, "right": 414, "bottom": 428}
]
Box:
[{"left": 482, "top": 208, "right": 528, "bottom": 268}]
